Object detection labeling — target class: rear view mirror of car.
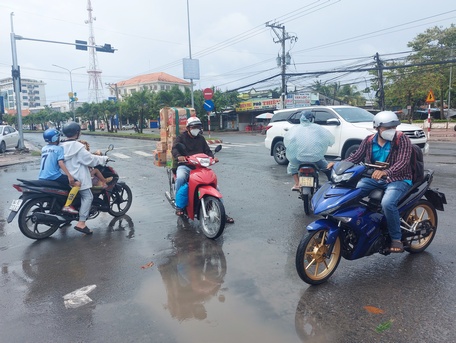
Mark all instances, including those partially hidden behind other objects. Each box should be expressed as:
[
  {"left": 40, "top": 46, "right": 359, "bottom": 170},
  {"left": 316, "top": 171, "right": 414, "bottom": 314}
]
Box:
[{"left": 326, "top": 118, "right": 340, "bottom": 126}]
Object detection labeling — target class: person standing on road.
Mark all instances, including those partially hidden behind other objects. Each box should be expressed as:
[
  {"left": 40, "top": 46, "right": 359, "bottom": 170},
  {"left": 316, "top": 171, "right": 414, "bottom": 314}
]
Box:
[
  {"left": 327, "top": 111, "right": 412, "bottom": 253},
  {"left": 284, "top": 111, "right": 335, "bottom": 191},
  {"left": 171, "top": 117, "right": 234, "bottom": 223},
  {"left": 61, "top": 122, "right": 109, "bottom": 235}
]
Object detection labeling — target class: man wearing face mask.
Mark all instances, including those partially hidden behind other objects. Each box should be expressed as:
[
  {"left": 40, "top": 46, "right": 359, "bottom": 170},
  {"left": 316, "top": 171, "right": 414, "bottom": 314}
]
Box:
[
  {"left": 327, "top": 111, "right": 412, "bottom": 253},
  {"left": 172, "top": 117, "right": 234, "bottom": 223}
]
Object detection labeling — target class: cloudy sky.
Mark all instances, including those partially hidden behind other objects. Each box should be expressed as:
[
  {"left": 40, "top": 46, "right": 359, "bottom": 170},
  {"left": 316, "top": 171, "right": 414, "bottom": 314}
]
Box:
[{"left": 1, "top": 0, "right": 455, "bottom": 105}]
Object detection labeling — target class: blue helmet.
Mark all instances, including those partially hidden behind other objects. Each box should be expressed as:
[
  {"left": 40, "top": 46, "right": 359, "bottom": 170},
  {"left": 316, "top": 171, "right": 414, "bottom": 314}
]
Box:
[
  {"left": 43, "top": 128, "right": 61, "bottom": 143},
  {"left": 300, "top": 110, "right": 315, "bottom": 123}
]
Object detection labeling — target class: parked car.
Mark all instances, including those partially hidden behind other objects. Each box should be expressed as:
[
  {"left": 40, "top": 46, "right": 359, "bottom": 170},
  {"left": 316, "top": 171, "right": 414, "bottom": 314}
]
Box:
[
  {"left": 0, "top": 125, "right": 20, "bottom": 153},
  {"left": 121, "top": 123, "right": 135, "bottom": 130},
  {"left": 264, "top": 105, "right": 429, "bottom": 165}
]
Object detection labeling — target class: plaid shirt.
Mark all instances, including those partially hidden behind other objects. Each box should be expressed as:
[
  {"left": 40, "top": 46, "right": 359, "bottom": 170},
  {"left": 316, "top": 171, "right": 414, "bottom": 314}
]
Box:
[{"left": 345, "top": 132, "right": 413, "bottom": 183}]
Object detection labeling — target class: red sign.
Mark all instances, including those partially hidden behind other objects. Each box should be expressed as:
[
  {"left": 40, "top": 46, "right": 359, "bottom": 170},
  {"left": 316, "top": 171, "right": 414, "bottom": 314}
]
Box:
[{"left": 203, "top": 88, "right": 213, "bottom": 100}]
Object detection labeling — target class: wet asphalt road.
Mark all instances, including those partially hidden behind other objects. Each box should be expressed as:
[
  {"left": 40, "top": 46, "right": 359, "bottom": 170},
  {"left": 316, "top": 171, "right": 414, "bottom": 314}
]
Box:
[{"left": 1, "top": 132, "right": 455, "bottom": 343}]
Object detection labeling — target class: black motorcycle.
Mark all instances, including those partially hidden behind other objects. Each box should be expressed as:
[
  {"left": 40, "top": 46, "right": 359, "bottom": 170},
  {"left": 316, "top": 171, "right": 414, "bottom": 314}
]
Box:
[
  {"left": 7, "top": 144, "right": 133, "bottom": 240},
  {"left": 296, "top": 162, "right": 331, "bottom": 215}
]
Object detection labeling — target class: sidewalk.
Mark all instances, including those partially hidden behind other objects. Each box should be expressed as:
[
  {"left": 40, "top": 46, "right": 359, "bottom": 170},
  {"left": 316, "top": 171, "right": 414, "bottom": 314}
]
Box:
[{"left": 0, "top": 141, "right": 40, "bottom": 168}]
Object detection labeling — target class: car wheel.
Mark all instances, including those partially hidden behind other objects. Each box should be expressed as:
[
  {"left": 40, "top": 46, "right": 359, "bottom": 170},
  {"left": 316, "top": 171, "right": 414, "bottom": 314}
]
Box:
[
  {"left": 0, "top": 141, "right": 6, "bottom": 153},
  {"left": 344, "top": 144, "right": 360, "bottom": 159},
  {"left": 273, "top": 141, "right": 288, "bottom": 165}
]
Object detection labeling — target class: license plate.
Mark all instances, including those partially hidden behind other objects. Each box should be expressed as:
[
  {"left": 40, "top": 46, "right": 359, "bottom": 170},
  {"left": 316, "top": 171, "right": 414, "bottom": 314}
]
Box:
[
  {"left": 299, "top": 176, "right": 314, "bottom": 187},
  {"left": 9, "top": 199, "right": 22, "bottom": 212}
]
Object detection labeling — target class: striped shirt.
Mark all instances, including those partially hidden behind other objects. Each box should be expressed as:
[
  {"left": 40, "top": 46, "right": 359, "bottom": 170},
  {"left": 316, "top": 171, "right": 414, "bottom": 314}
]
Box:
[{"left": 345, "top": 132, "right": 413, "bottom": 183}]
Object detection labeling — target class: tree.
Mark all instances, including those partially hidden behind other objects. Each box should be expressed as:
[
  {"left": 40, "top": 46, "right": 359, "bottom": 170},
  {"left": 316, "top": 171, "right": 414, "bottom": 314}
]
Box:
[{"left": 372, "top": 24, "right": 456, "bottom": 118}]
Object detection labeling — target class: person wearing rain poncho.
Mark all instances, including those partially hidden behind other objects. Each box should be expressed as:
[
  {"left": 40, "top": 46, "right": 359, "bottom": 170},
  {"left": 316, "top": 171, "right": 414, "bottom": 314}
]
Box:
[{"left": 284, "top": 111, "right": 335, "bottom": 191}]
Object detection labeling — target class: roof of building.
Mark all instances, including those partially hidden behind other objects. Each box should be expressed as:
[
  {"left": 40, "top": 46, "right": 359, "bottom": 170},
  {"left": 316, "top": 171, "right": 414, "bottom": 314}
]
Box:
[{"left": 116, "top": 72, "right": 190, "bottom": 87}]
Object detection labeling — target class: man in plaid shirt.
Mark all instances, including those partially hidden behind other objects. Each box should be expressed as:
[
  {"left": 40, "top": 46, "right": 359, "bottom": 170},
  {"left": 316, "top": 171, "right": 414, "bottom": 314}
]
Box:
[{"left": 328, "top": 111, "right": 412, "bottom": 253}]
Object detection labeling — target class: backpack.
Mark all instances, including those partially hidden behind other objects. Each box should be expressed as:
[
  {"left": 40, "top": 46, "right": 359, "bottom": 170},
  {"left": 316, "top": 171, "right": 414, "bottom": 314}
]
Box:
[
  {"left": 368, "top": 132, "right": 424, "bottom": 184},
  {"left": 395, "top": 132, "right": 424, "bottom": 184}
]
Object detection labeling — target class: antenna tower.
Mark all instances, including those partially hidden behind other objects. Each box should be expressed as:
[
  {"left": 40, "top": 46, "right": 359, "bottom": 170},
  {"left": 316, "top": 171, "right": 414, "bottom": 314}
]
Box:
[{"left": 85, "top": 0, "right": 104, "bottom": 103}]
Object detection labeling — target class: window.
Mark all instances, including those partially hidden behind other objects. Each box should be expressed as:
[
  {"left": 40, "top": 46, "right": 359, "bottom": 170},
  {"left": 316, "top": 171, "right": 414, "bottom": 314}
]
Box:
[{"left": 314, "top": 111, "right": 336, "bottom": 125}]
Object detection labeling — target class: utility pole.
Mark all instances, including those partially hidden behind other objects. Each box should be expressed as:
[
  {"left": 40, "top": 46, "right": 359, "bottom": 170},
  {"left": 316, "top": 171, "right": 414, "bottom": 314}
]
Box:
[
  {"left": 266, "top": 22, "right": 297, "bottom": 109},
  {"left": 375, "top": 52, "right": 385, "bottom": 111},
  {"left": 10, "top": 12, "right": 25, "bottom": 150}
]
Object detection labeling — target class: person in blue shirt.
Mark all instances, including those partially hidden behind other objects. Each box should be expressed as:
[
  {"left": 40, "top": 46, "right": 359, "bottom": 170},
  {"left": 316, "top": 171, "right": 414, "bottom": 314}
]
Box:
[{"left": 39, "top": 128, "right": 81, "bottom": 214}]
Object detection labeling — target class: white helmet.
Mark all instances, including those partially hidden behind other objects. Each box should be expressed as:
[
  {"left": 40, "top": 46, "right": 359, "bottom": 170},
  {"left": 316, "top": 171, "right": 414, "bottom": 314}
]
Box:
[
  {"left": 186, "top": 117, "right": 202, "bottom": 127},
  {"left": 373, "top": 111, "right": 401, "bottom": 129}
]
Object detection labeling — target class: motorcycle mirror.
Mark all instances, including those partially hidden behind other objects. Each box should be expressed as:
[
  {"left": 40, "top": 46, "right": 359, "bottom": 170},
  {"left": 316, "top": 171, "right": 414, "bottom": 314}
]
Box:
[
  {"left": 214, "top": 145, "right": 222, "bottom": 153},
  {"left": 175, "top": 143, "right": 188, "bottom": 156},
  {"left": 108, "top": 144, "right": 114, "bottom": 151}
]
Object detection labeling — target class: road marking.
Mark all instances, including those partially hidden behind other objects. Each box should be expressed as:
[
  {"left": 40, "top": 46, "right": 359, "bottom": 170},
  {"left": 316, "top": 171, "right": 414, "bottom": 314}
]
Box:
[
  {"left": 112, "top": 152, "right": 131, "bottom": 159},
  {"left": 134, "top": 151, "right": 154, "bottom": 157}
]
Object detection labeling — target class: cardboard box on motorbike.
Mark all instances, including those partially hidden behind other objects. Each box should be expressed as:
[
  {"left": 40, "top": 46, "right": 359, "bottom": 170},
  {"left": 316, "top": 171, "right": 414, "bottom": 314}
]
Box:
[{"left": 154, "top": 107, "right": 196, "bottom": 168}]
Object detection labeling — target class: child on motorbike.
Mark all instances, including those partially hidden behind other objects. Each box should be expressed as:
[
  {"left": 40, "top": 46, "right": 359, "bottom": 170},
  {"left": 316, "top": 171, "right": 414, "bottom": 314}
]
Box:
[
  {"left": 39, "top": 128, "right": 81, "bottom": 214},
  {"left": 171, "top": 117, "right": 234, "bottom": 223},
  {"left": 284, "top": 111, "right": 335, "bottom": 191},
  {"left": 78, "top": 139, "right": 113, "bottom": 188},
  {"left": 61, "top": 122, "right": 109, "bottom": 235}
]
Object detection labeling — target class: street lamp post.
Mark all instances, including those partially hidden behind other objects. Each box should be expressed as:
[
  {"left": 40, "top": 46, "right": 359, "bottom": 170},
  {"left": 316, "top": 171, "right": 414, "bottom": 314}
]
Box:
[{"left": 52, "top": 64, "right": 85, "bottom": 121}]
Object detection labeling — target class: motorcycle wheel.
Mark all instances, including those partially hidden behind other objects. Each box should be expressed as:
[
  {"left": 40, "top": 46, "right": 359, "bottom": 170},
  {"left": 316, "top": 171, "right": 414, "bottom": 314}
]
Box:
[
  {"left": 402, "top": 199, "right": 437, "bottom": 253},
  {"left": 199, "top": 196, "right": 226, "bottom": 239},
  {"left": 296, "top": 229, "right": 341, "bottom": 285},
  {"left": 107, "top": 183, "right": 133, "bottom": 217},
  {"left": 302, "top": 194, "right": 310, "bottom": 215},
  {"left": 18, "top": 197, "right": 60, "bottom": 240}
]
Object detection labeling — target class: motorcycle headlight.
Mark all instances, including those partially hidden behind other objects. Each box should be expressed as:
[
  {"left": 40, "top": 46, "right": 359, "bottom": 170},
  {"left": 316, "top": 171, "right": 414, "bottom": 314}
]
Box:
[
  {"left": 197, "top": 157, "right": 211, "bottom": 167},
  {"left": 331, "top": 170, "right": 354, "bottom": 183}
]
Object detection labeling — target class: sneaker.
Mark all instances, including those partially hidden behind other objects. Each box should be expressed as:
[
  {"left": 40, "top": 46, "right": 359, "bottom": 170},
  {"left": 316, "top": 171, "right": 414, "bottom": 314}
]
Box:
[{"left": 62, "top": 206, "right": 78, "bottom": 214}]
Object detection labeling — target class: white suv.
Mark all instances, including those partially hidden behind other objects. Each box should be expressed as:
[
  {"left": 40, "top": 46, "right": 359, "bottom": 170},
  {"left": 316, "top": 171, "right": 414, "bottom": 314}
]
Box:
[{"left": 264, "top": 105, "right": 429, "bottom": 165}]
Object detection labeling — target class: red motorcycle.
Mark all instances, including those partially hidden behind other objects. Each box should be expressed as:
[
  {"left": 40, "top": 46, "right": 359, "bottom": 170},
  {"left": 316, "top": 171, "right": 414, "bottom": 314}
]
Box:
[{"left": 165, "top": 144, "right": 225, "bottom": 239}]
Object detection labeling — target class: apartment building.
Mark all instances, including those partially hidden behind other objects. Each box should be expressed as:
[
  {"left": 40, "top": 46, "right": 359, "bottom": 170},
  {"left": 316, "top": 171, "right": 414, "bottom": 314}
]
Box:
[{"left": 0, "top": 77, "right": 47, "bottom": 111}]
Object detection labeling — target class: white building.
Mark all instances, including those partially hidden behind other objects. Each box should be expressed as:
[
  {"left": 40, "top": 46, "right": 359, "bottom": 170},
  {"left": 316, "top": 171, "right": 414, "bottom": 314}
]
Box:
[
  {"left": 110, "top": 72, "right": 191, "bottom": 100},
  {"left": 0, "top": 77, "right": 47, "bottom": 111}
]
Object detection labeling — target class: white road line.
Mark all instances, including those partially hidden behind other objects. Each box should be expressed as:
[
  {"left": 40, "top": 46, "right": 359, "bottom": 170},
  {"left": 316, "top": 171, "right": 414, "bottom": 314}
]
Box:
[
  {"left": 134, "top": 151, "right": 154, "bottom": 157},
  {"left": 112, "top": 152, "right": 131, "bottom": 159}
]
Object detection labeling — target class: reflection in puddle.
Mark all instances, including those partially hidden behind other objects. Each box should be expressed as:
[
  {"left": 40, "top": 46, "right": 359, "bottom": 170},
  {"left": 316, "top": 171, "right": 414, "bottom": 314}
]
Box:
[{"left": 158, "top": 229, "right": 227, "bottom": 321}]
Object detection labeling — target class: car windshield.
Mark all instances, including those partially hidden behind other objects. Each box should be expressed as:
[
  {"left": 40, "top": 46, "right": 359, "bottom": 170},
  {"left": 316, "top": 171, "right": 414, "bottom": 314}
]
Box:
[{"left": 333, "top": 107, "right": 374, "bottom": 123}]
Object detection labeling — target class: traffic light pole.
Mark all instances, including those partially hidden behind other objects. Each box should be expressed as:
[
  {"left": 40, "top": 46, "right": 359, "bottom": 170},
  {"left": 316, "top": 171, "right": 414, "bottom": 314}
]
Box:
[
  {"left": 9, "top": 12, "right": 116, "bottom": 150},
  {"left": 10, "top": 13, "right": 25, "bottom": 150}
]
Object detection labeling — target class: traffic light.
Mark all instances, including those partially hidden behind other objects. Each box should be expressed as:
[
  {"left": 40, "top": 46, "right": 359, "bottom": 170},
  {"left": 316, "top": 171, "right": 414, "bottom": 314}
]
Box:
[{"left": 96, "top": 44, "right": 115, "bottom": 53}]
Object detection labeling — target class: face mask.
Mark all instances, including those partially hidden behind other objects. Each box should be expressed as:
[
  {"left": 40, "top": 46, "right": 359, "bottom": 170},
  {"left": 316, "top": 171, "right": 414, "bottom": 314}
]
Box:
[
  {"left": 190, "top": 129, "right": 200, "bottom": 137},
  {"left": 380, "top": 129, "right": 396, "bottom": 141}
]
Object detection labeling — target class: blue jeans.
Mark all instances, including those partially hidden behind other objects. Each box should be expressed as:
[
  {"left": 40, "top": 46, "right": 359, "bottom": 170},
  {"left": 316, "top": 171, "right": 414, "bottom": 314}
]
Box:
[
  {"left": 175, "top": 165, "right": 191, "bottom": 195},
  {"left": 357, "top": 178, "right": 411, "bottom": 241}
]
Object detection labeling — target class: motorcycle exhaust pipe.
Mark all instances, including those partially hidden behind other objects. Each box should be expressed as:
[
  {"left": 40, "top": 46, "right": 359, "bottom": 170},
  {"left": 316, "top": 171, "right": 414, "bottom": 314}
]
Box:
[
  {"left": 32, "top": 212, "right": 68, "bottom": 225},
  {"left": 165, "top": 191, "right": 176, "bottom": 208}
]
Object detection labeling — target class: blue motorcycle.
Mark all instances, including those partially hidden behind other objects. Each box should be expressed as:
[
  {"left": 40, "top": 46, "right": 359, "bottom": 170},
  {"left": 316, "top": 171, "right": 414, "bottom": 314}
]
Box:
[{"left": 295, "top": 161, "right": 447, "bottom": 285}]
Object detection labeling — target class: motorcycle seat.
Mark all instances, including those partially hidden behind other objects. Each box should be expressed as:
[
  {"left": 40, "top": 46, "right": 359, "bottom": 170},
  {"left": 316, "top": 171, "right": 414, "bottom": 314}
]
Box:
[{"left": 17, "top": 179, "right": 71, "bottom": 190}]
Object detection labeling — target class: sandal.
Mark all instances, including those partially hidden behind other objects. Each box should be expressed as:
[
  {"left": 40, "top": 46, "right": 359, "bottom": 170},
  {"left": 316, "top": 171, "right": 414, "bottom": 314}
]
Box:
[
  {"left": 389, "top": 240, "right": 404, "bottom": 253},
  {"left": 175, "top": 208, "right": 184, "bottom": 216},
  {"left": 226, "top": 215, "right": 234, "bottom": 224},
  {"left": 74, "top": 226, "right": 93, "bottom": 235},
  {"left": 291, "top": 185, "right": 300, "bottom": 191}
]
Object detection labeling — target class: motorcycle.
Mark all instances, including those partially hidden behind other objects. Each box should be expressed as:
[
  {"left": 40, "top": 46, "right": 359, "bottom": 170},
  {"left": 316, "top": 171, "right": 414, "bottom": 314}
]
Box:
[
  {"left": 165, "top": 144, "right": 225, "bottom": 239},
  {"left": 295, "top": 161, "right": 447, "bottom": 285},
  {"left": 296, "top": 162, "right": 331, "bottom": 215},
  {"left": 7, "top": 144, "right": 133, "bottom": 240}
]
